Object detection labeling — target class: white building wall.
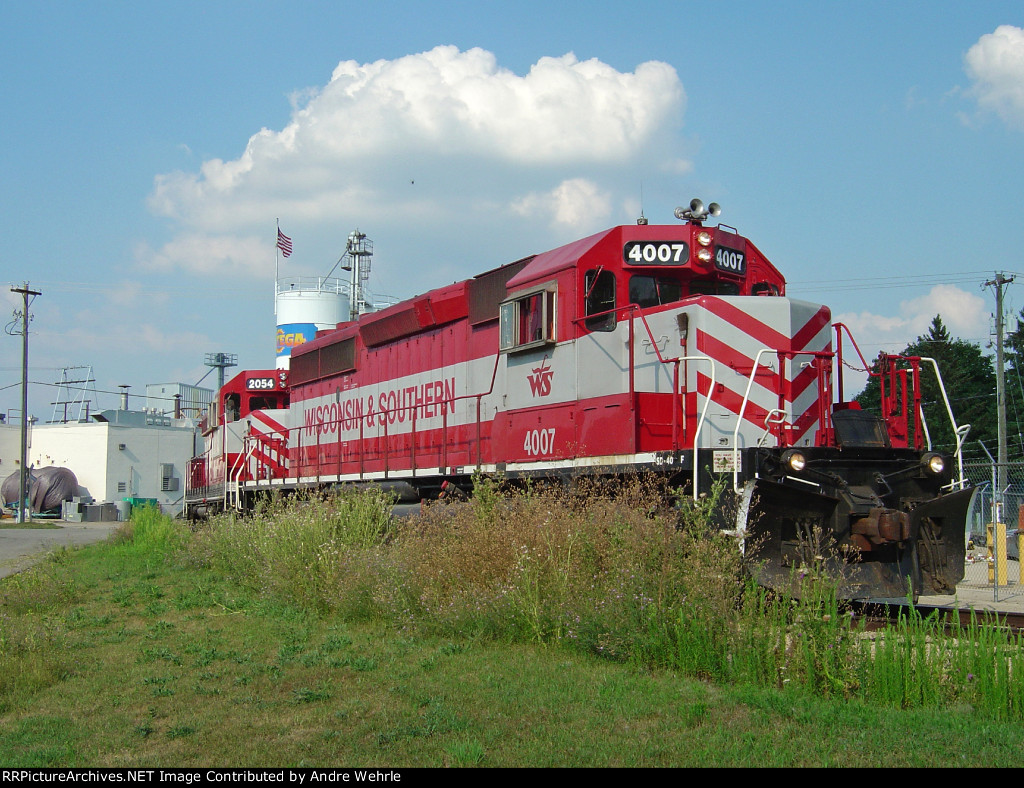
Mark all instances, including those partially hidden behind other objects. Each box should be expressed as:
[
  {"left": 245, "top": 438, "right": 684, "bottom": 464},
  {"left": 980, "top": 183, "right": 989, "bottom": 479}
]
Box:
[
  {"left": 30, "top": 422, "right": 111, "bottom": 502},
  {"left": 0, "top": 423, "right": 31, "bottom": 506},
  {"left": 0, "top": 423, "right": 24, "bottom": 480}
]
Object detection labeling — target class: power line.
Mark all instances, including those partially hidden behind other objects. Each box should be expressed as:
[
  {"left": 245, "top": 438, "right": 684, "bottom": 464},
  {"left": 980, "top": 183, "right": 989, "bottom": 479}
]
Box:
[
  {"left": 789, "top": 271, "right": 993, "bottom": 294},
  {"left": 12, "top": 379, "right": 211, "bottom": 404}
]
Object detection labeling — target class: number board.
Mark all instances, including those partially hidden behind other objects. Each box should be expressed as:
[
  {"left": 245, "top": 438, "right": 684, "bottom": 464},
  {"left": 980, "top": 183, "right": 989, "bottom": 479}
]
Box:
[
  {"left": 714, "top": 246, "right": 746, "bottom": 276},
  {"left": 623, "top": 241, "right": 689, "bottom": 266},
  {"left": 246, "top": 376, "right": 277, "bottom": 391}
]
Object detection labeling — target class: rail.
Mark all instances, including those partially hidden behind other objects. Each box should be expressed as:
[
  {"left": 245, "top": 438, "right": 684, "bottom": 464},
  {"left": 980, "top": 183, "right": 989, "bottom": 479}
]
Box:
[
  {"left": 275, "top": 276, "right": 348, "bottom": 295},
  {"left": 832, "top": 322, "right": 873, "bottom": 403},
  {"left": 835, "top": 324, "right": 970, "bottom": 489},
  {"left": 631, "top": 307, "right": 716, "bottom": 499},
  {"left": 869, "top": 350, "right": 970, "bottom": 490},
  {"left": 732, "top": 348, "right": 834, "bottom": 493},
  {"left": 733, "top": 349, "right": 772, "bottom": 493},
  {"left": 919, "top": 357, "right": 970, "bottom": 490},
  {"left": 726, "top": 344, "right": 971, "bottom": 493},
  {"left": 230, "top": 439, "right": 258, "bottom": 511},
  {"left": 680, "top": 356, "right": 715, "bottom": 499}
]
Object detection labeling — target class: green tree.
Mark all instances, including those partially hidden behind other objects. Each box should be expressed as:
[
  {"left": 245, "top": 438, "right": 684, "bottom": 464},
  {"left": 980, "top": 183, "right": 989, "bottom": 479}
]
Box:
[
  {"left": 856, "top": 315, "right": 996, "bottom": 452},
  {"left": 1002, "top": 307, "right": 1024, "bottom": 458}
]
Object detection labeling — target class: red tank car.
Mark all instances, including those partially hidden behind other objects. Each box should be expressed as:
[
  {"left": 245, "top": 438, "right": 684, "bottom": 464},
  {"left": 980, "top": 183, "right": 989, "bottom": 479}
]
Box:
[{"left": 185, "top": 202, "right": 976, "bottom": 600}]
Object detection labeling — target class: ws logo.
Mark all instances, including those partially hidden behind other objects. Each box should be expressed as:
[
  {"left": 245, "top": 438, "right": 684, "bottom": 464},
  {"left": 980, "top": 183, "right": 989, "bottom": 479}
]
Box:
[{"left": 527, "top": 358, "right": 554, "bottom": 397}]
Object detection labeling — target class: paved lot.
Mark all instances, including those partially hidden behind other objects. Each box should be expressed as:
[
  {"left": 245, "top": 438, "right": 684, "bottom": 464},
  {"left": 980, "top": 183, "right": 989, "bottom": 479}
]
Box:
[{"left": 0, "top": 521, "right": 122, "bottom": 579}]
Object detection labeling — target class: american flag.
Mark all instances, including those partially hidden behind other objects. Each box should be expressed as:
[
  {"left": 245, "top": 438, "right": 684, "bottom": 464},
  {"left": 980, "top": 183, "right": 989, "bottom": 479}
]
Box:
[{"left": 276, "top": 228, "right": 293, "bottom": 258}]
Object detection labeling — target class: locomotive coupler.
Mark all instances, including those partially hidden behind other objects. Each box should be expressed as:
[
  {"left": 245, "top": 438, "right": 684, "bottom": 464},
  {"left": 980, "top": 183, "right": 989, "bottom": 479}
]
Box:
[{"left": 849, "top": 507, "right": 911, "bottom": 551}]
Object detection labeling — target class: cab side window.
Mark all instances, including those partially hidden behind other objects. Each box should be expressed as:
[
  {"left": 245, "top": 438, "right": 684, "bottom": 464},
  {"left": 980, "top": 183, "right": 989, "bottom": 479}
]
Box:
[
  {"left": 584, "top": 269, "right": 616, "bottom": 331},
  {"left": 500, "top": 287, "right": 556, "bottom": 352}
]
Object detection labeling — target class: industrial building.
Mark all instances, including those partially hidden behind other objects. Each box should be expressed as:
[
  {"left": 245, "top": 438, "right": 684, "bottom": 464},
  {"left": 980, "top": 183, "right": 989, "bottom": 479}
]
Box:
[
  {"left": 3, "top": 384, "right": 203, "bottom": 520},
  {"left": 25, "top": 407, "right": 198, "bottom": 518},
  {"left": 145, "top": 382, "right": 214, "bottom": 419}
]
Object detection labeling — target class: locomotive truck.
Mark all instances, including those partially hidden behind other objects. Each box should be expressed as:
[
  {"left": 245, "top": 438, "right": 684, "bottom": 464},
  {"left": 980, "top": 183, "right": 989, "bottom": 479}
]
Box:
[{"left": 185, "top": 201, "right": 975, "bottom": 600}]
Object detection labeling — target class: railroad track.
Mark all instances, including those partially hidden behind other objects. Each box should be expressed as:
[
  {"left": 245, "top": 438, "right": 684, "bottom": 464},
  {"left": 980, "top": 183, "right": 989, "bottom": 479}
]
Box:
[{"left": 852, "top": 601, "right": 1024, "bottom": 636}]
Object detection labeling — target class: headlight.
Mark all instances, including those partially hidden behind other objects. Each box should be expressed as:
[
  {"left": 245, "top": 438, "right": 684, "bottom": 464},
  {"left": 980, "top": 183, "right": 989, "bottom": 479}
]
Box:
[
  {"left": 697, "top": 231, "right": 712, "bottom": 247},
  {"left": 921, "top": 452, "right": 945, "bottom": 475},
  {"left": 782, "top": 449, "right": 807, "bottom": 473},
  {"left": 697, "top": 247, "right": 713, "bottom": 263}
]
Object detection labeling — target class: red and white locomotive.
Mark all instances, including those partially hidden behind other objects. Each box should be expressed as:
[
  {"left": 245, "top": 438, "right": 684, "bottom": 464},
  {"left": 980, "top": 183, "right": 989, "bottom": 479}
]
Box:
[{"left": 186, "top": 201, "right": 975, "bottom": 599}]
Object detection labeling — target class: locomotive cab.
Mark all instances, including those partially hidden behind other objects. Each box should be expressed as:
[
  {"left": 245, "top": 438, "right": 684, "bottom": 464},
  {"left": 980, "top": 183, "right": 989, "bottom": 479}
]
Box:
[
  {"left": 578, "top": 222, "right": 786, "bottom": 334},
  {"left": 206, "top": 369, "right": 290, "bottom": 431},
  {"left": 497, "top": 207, "right": 971, "bottom": 600},
  {"left": 185, "top": 368, "right": 291, "bottom": 514}
]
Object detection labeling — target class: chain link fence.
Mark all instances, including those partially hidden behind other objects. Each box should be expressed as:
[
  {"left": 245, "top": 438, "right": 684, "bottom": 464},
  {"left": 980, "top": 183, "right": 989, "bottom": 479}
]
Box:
[{"left": 960, "top": 459, "right": 1024, "bottom": 600}]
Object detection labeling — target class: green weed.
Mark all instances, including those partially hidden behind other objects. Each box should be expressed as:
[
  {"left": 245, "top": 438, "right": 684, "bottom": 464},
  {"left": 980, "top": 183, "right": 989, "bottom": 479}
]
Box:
[{"left": 5, "top": 482, "right": 1024, "bottom": 767}]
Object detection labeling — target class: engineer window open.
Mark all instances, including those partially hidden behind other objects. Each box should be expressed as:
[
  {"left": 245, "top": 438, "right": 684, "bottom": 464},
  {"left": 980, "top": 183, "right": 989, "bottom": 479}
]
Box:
[{"left": 499, "top": 287, "right": 555, "bottom": 352}]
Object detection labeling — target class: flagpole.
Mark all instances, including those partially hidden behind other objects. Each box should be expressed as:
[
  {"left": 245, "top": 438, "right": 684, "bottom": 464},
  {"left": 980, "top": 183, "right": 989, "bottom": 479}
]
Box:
[{"left": 274, "top": 218, "right": 280, "bottom": 317}]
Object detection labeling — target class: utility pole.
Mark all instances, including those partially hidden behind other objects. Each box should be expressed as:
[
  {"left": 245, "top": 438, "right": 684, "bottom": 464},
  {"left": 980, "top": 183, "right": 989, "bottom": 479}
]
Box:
[
  {"left": 10, "top": 283, "right": 41, "bottom": 524},
  {"left": 986, "top": 272, "right": 1014, "bottom": 522}
]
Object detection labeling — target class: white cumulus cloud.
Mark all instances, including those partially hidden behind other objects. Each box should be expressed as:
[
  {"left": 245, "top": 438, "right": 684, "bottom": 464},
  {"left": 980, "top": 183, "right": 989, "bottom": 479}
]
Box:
[
  {"left": 510, "top": 178, "right": 613, "bottom": 230},
  {"left": 146, "top": 46, "right": 687, "bottom": 285},
  {"left": 964, "top": 25, "right": 1024, "bottom": 129},
  {"left": 838, "top": 284, "right": 988, "bottom": 352},
  {"left": 135, "top": 234, "right": 273, "bottom": 278},
  {"left": 836, "top": 284, "right": 989, "bottom": 396}
]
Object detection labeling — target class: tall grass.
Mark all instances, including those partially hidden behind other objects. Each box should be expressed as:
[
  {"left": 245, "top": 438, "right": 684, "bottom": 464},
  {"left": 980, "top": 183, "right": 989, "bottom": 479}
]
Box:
[
  {"left": 174, "top": 476, "right": 1024, "bottom": 718},
  {"left": 118, "top": 503, "right": 186, "bottom": 555},
  {"left": 0, "top": 543, "right": 81, "bottom": 711},
  {"left": 857, "top": 607, "right": 1024, "bottom": 720},
  {"left": 8, "top": 489, "right": 1024, "bottom": 766},
  {"left": 188, "top": 487, "right": 395, "bottom": 613}
]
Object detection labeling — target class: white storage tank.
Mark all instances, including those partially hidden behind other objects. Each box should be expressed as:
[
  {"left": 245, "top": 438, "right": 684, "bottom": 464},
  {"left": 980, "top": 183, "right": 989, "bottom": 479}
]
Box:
[{"left": 275, "top": 277, "right": 350, "bottom": 369}]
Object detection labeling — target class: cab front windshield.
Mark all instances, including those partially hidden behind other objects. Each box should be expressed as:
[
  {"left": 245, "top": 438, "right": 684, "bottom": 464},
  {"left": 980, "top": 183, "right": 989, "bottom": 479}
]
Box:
[{"left": 629, "top": 275, "right": 682, "bottom": 308}]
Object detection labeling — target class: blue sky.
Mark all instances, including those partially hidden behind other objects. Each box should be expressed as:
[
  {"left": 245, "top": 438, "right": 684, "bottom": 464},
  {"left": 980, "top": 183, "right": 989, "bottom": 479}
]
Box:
[{"left": 2, "top": 1, "right": 1023, "bottom": 421}]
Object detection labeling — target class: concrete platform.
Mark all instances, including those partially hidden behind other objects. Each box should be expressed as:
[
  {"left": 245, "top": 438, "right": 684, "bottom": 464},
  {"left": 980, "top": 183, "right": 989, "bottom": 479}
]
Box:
[
  {"left": 919, "top": 584, "right": 1024, "bottom": 614},
  {"left": 918, "top": 551, "right": 1024, "bottom": 613}
]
